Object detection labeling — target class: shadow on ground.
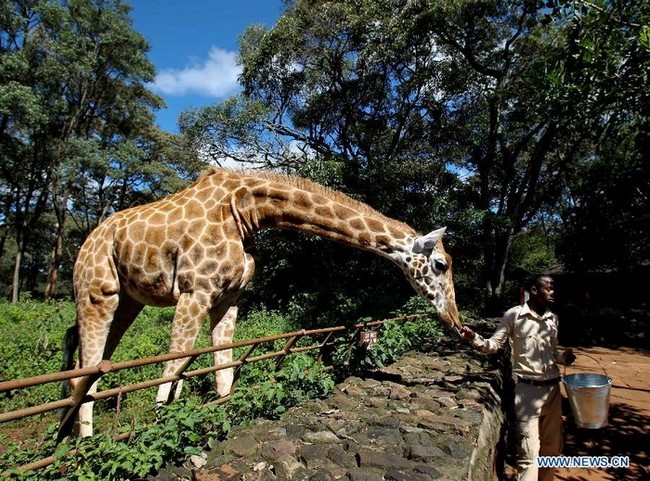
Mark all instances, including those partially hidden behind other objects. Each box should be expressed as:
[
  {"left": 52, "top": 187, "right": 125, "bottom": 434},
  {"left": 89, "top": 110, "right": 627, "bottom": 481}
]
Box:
[{"left": 557, "top": 398, "right": 650, "bottom": 481}]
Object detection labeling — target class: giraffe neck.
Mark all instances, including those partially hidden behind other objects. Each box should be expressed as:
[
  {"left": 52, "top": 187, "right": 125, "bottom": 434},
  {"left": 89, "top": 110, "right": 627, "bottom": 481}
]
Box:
[{"left": 230, "top": 172, "right": 417, "bottom": 260}]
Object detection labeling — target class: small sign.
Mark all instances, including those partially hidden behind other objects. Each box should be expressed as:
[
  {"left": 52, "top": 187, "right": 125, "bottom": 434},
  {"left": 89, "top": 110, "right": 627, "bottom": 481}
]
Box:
[{"left": 359, "top": 330, "right": 379, "bottom": 350}]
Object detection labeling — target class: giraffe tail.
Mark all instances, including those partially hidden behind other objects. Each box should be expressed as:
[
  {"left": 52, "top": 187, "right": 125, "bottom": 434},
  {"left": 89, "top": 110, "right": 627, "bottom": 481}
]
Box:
[
  {"left": 62, "top": 324, "right": 79, "bottom": 371},
  {"left": 60, "top": 325, "right": 79, "bottom": 412}
]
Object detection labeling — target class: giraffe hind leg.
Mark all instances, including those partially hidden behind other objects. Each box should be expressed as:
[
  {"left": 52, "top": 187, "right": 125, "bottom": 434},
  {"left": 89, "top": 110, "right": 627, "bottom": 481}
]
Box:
[
  {"left": 60, "top": 293, "right": 143, "bottom": 439},
  {"left": 101, "top": 294, "right": 144, "bottom": 359},
  {"left": 59, "top": 288, "right": 119, "bottom": 439}
]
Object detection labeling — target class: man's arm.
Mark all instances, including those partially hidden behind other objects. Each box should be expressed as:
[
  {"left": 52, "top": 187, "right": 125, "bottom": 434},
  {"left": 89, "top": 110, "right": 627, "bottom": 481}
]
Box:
[{"left": 460, "top": 312, "right": 514, "bottom": 354}]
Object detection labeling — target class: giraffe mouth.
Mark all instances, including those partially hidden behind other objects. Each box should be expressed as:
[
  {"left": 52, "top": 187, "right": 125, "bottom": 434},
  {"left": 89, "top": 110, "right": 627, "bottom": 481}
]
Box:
[{"left": 436, "top": 309, "right": 462, "bottom": 331}]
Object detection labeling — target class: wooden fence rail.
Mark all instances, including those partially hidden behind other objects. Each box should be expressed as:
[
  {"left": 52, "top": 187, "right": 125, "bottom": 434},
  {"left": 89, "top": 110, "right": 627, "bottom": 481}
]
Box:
[{"left": 0, "top": 314, "right": 423, "bottom": 473}]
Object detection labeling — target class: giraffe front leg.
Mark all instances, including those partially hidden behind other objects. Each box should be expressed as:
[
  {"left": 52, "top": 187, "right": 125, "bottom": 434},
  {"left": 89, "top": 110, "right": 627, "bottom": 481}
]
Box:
[
  {"left": 156, "top": 293, "right": 210, "bottom": 406},
  {"left": 210, "top": 305, "right": 238, "bottom": 397}
]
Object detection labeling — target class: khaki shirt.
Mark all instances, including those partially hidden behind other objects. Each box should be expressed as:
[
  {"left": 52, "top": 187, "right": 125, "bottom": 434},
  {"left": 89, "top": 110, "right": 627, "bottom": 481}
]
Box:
[{"left": 471, "top": 303, "right": 562, "bottom": 381}]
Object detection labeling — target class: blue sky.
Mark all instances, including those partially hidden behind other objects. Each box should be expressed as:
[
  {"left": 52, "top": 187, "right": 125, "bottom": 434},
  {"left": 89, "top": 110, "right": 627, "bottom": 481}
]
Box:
[{"left": 128, "top": 1, "right": 284, "bottom": 133}]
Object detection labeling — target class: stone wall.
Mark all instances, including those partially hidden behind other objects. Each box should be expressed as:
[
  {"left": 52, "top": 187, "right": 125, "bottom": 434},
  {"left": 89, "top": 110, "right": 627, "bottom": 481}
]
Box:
[{"left": 156, "top": 326, "right": 508, "bottom": 481}]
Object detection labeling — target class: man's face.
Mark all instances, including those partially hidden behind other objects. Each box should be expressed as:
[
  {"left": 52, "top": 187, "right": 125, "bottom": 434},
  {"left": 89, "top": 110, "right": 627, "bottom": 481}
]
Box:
[{"left": 532, "top": 277, "right": 555, "bottom": 308}]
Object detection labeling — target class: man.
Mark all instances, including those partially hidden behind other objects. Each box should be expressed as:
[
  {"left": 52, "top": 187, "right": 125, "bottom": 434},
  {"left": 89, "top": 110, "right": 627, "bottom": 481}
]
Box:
[{"left": 460, "top": 275, "right": 575, "bottom": 481}]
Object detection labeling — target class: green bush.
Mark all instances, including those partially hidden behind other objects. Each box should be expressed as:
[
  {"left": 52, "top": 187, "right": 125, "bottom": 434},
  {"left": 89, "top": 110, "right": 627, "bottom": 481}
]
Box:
[
  {"left": 228, "top": 354, "right": 336, "bottom": 421},
  {"left": 349, "top": 299, "right": 444, "bottom": 371},
  {"left": 0, "top": 300, "right": 75, "bottom": 411},
  {"left": 0, "top": 298, "right": 443, "bottom": 480},
  {"left": 2, "top": 398, "right": 230, "bottom": 481}
]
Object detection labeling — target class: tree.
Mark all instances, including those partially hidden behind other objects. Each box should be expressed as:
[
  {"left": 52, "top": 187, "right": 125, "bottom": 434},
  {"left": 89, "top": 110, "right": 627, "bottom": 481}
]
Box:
[
  {"left": 181, "top": 0, "right": 648, "bottom": 312},
  {"left": 183, "top": 1, "right": 571, "bottom": 306},
  {"left": 181, "top": 1, "right": 466, "bottom": 316},
  {"left": 551, "top": 0, "right": 650, "bottom": 272},
  {"left": 1, "top": 0, "right": 168, "bottom": 300}
]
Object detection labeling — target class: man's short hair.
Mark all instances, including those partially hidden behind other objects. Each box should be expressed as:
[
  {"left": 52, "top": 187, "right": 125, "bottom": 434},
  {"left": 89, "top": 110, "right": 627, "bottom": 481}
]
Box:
[{"left": 523, "top": 274, "right": 553, "bottom": 291}]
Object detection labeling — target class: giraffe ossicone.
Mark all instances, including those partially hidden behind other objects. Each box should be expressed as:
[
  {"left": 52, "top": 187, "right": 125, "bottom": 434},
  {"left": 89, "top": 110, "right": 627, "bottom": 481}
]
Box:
[{"left": 60, "top": 168, "right": 461, "bottom": 439}]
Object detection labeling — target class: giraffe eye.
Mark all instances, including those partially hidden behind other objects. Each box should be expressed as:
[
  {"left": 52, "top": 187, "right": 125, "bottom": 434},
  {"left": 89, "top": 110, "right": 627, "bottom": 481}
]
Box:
[{"left": 434, "top": 259, "right": 448, "bottom": 273}]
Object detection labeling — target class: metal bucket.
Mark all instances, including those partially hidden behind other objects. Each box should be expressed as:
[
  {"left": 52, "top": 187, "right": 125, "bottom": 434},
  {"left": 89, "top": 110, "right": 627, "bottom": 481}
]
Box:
[{"left": 562, "top": 354, "right": 611, "bottom": 429}]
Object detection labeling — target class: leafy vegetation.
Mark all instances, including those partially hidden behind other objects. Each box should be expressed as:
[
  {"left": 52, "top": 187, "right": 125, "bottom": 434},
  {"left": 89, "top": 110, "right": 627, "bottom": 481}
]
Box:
[
  {"left": 0, "top": 0, "right": 203, "bottom": 302},
  {"left": 227, "top": 0, "right": 648, "bottom": 305},
  {"left": 0, "top": 298, "right": 444, "bottom": 479}
]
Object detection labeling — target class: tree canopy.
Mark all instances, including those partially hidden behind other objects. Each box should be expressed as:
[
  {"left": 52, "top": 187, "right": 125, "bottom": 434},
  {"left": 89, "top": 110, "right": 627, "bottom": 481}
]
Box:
[
  {"left": 0, "top": 0, "right": 202, "bottom": 301},
  {"left": 180, "top": 0, "right": 648, "bottom": 312},
  {"left": 0, "top": 0, "right": 647, "bottom": 317}
]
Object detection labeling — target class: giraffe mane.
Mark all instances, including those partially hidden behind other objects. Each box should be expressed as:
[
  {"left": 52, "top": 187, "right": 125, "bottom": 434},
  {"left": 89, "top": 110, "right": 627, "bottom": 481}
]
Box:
[{"left": 198, "top": 167, "right": 417, "bottom": 236}]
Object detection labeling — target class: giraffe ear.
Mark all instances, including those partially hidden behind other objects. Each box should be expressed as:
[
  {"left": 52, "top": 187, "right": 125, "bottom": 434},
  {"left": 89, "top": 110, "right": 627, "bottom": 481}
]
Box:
[{"left": 413, "top": 227, "right": 447, "bottom": 254}]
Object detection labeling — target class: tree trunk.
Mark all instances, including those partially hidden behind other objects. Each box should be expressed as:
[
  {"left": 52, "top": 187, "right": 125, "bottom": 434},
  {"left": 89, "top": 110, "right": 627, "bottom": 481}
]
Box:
[
  {"left": 44, "top": 226, "right": 64, "bottom": 301},
  {"left": 0, "top": 226, "right": 7, "bottom": 259},
  {"left": 490, "top": 229, "right": 516, "bottom": 299},
  {"left": 481, "top": 212, "right": 518, "bottom": 314},
  {"left": 11, "top": 236, "right": 25, "bottom": 303},
  {"left": 45, "top": 190, "right": 69, "bottom": 301}
]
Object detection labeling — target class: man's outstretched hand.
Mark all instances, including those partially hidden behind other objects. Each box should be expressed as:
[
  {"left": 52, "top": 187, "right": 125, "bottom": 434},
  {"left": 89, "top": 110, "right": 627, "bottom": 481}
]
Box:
[{"left": 459, "top": 326, "right": 476, "bottom": 343}]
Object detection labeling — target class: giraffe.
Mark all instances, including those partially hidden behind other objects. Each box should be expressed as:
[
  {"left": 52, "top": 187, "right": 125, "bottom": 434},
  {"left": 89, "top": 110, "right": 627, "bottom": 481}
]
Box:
[{"left": 60, "top": 168, "right": 462, "bottom": 439}]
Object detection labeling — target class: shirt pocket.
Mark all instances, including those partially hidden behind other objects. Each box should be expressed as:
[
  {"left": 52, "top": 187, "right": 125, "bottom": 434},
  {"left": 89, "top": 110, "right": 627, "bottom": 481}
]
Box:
[
  {"left": 539, "top": 322, "right": 558, "bottom": 364},
  {"left": 513, "top": 329, "right": 536, "bottom": 353}
]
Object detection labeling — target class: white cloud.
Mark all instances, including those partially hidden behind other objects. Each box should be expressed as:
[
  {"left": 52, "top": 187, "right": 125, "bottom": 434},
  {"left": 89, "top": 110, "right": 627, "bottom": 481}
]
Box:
[{"left": 153, "top": 47, "right": 241, "bottom": 97}]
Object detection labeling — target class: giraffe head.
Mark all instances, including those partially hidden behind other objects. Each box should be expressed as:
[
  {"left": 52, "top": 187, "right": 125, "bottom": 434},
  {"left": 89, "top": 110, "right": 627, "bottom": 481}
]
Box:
[{"left": 399, "top": 227, "right": 461, "bottom": 331}]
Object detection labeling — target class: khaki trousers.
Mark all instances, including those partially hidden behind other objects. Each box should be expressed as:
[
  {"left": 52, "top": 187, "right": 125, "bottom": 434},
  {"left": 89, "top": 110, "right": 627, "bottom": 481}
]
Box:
[{"left": 514, "top": 382, "right": 563, "bottom": 481}]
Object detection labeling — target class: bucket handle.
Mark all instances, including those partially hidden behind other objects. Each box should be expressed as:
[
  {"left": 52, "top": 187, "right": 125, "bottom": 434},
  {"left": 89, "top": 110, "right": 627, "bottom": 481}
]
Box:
[{"left": 563, "top": 352, "right": 609, "bottom": 378}]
